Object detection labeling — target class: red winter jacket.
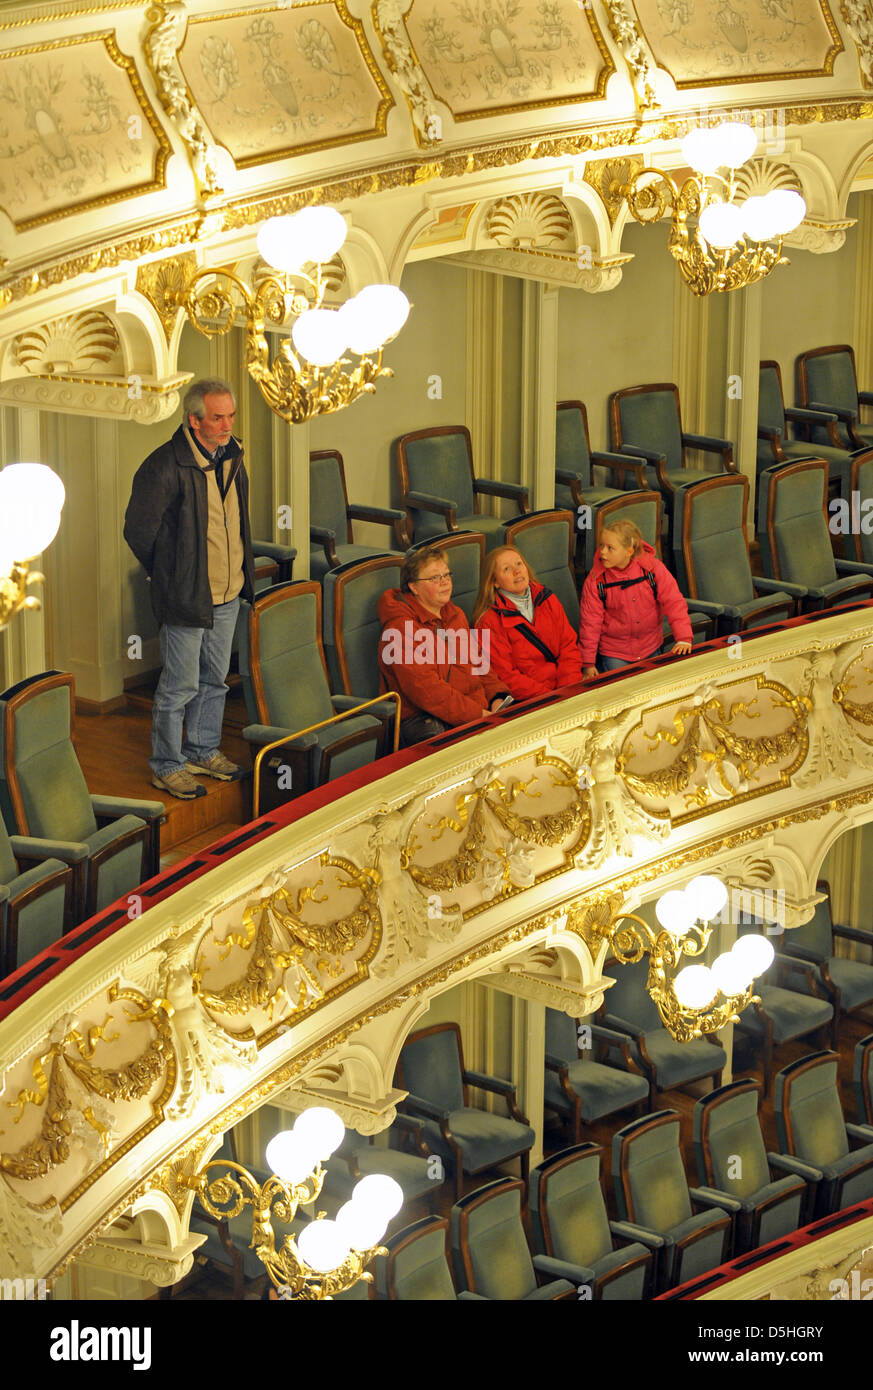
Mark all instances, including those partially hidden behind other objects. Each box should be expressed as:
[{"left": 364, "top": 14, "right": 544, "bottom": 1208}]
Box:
[
  {"left": 378, "top": 588, "right": 507, "bottom": 725},
  {"left": 578, "top": 542, "right": 692, "bottom": 667},
  {"left": 475, "top": 581, "right": 583, "bottom": 701}
]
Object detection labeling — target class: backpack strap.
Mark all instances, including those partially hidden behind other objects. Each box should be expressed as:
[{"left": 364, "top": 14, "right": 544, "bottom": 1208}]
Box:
[{"left": 596, "top": 570, "right": 658, "bottom": 603}]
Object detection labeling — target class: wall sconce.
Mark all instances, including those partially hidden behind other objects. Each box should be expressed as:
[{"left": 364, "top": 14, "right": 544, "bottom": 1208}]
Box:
[
  {"left": 0, "top": 463, "right": 66, "bottom": 631},
  {"left": 177, "top": 205, "right": 411, "bottom": 423},
  {"left": 186, "top": 1106, "right": 403, "bottom": 1299},
  {"left": 622, "top": 122, "right": 806, "bottom": 296},
  {"left": 611, "top": 875, "right": 775, "bottom": 1042}
]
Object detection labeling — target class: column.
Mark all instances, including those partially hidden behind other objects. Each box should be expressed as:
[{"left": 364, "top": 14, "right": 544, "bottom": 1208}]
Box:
[
  {"left": 465, "top": 271, "right": 504, "bottom": 483},
  {"left": 725, "top": 281, "right": 763, "bottom": 525},
  {"left": 672, "top": 274, "right": 710, "bottom": 436},
  {"left": 519, "top": 282, "right": 560, "bottom": 512},
  {"left": 511, "top": 998, "right": 545, "bottom": 1165},
  {"left": 272, "top": 414, "right": 310, "bottom": 577},
  {"left": 853, "top": 191, "right": 873, "bottom": 401}
]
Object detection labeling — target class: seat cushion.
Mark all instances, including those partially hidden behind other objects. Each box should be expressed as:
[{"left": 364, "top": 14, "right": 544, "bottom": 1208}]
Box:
[
  {"left": 545, "top": 1059, "right": 648, "bottom": 1122},
  {"left": 827, "top": 957, "right": 873, "bottom": 1012},
  {"left": 750, "top": 1179, "right": 806, "bottom": 1244},
  {"left": 413, "top": 512, "right": 506, "bottom": 550},
  {"left": 664, "top": 1211, "right": 728, "bottom": 1283},
  {"left": 420, "top": 1109, "right": 534, "bottom": 1173},
  {"left": 643, "top": 1031, "right": 726, "bottom": 1089},
  {"left": 737, "top": 985, "right": 833, "bottom": 1043},
  {"left": 310, "top": 543, "right": 393, "bottom": 584}
]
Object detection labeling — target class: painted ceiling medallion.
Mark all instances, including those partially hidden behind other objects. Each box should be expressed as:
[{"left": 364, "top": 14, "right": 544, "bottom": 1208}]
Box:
[
  {"left": 487, "top": 193, "right": 573, "bottom": 248},
  {"left": 13, "top": 311, "right": 121, "bottom": 375}
]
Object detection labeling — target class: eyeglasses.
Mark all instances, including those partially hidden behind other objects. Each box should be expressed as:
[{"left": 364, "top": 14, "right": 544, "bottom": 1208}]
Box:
[{"left": 413, "top": 571, "right": 452, "bottom": 584}]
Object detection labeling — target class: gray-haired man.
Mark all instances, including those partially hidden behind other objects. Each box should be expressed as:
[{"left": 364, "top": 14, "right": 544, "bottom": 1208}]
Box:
[{"left": 124, "top": 379, "right": 255, "bottom": 799}]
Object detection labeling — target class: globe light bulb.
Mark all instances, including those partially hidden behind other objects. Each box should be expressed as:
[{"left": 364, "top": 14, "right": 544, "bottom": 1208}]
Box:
[
  {"left": 291, "top": 308, "right": 348, "bottom": 368},
  {"left": 655, "top": 889, "right": 696, "bottom": 937},
  {"left": 712, "top": 121, "right": 757, "bottom": 169},
  {"left": 0, "top": 463, "right": 65, "bottom": 561},
  {"left": 335, "top": 1199, "right": 389, "bottom": 1252},
  {"left": 292, "top": 1106, "right": 345, "bottom": 1159},
  {"left": 741, "top": 195, "right": 779, "bottom": 243},
  {"left": 699, "top": 201, "right": 745, "bottom": 250},
  {"left": 673, "top": 964, "right": 718, "bottom": 1010},
  {"left": 265, "top": 1131, "right": 320, "bottom": 1186},
  {"left": 257, "top": 207, "right": 347, "bottom": 271},
  {"left": 767, "top": 188, "right": 806, "bottom": 235},
  {"left": 685, "top": 875, "right": 728, "bottom": 924},
  {"left": 682, "top": 126, "right": 723, "bottom": 175},
  {"left": 339, "top": 285, "right": 411, "bottom": 355},
  {"left": 731, "top": 932, "right": 775, "bottom": 977},
  {"left": 351, "top": 1173, "right": 404, "bottom": 1221},
  {"left": 711, "top": 950, "right": 751, "bottom": 998},
  {"left": 296, "top": 1219, "right": 352, "bottom": 1273}
]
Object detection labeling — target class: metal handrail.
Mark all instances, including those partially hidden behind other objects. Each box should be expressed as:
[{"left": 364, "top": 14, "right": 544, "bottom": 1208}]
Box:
[{"left": 252, "top": 692, "right": 401, "bottom": 818}]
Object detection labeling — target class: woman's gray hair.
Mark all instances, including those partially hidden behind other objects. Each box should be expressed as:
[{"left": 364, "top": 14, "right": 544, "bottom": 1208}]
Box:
[{"left": 183, "top": 379, "right": 236, "bottom": 421}]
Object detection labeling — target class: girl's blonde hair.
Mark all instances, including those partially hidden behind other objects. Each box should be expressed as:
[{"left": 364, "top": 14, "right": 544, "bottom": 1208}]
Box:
[
  {"left": 471, "top": 545, "right": 538, "bottom": 625},
  {"left": 599, "top": 518, "right": 644, "bottom": 558}
]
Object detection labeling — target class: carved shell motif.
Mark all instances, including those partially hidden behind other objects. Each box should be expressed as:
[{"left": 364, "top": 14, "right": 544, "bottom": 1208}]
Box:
[
  {"left": 733, "top": 159, "right": 802, "bottom": 201},
  {"left": 487, "top": 193, "right": 573, "bottom": 250},
  {"left": 14, "top": 311, "right": 121, "bottom": 375}
]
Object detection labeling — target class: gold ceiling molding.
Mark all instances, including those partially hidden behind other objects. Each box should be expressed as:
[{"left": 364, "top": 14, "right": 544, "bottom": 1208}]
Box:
[
  {"left": 486, "top": 192, "right": 574, "bottom": 247},
  {"left": 0, "top": 30, "right": 172, "bottom": 233},
  {"left": 136, "top": 251, "right": 197, "bottom": 341},
  {"left": 144, "top": 0, "right": 225, "bottom": 197},
  {"left": 372, "top": 0, "right": 442, "bottom": 148},
  {"left": 12, "top": 310, "right": 121, "bottom": 374},
  {"left": 841, "top": 0, "right": 873, "bottom": 87},
  {"left": 584, "top": 154, "right": 646, "bottom": 225},
  {"left": 0, "top": 1, "right": 144, "bottom": 26},
  {"left": 604, "top": 0, "right": 657, "bottom": 110},
  {"left": 2, "top": 95, "right": 872, "bottom": 308}
]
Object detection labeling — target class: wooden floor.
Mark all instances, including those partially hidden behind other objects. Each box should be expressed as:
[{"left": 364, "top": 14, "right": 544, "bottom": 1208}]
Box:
[{"left": 73, "top": 687, "right": 252, "bottom": 859}]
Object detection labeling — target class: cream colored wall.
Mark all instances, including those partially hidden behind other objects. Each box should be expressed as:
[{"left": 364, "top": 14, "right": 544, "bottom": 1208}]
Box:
[{"left": 760, "top": 194, "right": 861, "bottom": 402}]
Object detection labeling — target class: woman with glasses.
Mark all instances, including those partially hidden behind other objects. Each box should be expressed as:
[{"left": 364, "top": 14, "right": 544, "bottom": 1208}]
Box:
[
  {"left": 378, "top": 544, "right": 511, "bottom": 747},
  {"left": 472, "top": 546, "right": 582, "bottom": 701}
]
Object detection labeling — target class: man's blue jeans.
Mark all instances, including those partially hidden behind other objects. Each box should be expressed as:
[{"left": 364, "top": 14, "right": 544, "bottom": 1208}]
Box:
[{"left": 150, "top": 598, "right": 240, "bottom": 777}]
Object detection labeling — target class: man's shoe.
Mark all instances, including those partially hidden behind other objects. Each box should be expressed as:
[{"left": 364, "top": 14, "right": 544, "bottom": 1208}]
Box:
[
  {"left": 152, "top": 768, "right": 207, "bottom": 800},
  {"left": 185, "top": 751, "right": 243, "bottom": 781}
]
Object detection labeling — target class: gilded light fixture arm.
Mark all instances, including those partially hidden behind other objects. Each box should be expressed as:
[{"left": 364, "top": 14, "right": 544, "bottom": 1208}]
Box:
[
  {"left": 185, "top": 1156, "right": 385, "bottom": 1299},
  {"left": 607, "top": 911, "right": 758, "bottom": 1043},
  {"left": 0, "top": 562, "right": 45, "bottom": 631}
]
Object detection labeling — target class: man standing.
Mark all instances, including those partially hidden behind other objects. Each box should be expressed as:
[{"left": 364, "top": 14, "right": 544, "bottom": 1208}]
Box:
[{"left": 124, "top": 379, "right": 254, "bottom": 799}]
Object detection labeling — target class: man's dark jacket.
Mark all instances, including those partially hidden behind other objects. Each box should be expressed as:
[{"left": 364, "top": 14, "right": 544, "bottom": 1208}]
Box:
[{"left": 123, "top": 425, "right": 255, "bottom": 628}]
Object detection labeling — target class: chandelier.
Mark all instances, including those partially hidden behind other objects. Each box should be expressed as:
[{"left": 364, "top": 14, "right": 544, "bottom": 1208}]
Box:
[
  {"left": 0, "top": 463, "right": 66, "bottom": 631},
  {"left": 609, "top": 875, "right": 775, "bottom": 1042},
  {"left": 185, "top": 1106, "right": 404, "bottom": 1299},
  {"left": 622, "top": 123, "right": 806, "bottom": 296},
  {"left": 177, "top": 206, "right": 411, "bottom": 423}
]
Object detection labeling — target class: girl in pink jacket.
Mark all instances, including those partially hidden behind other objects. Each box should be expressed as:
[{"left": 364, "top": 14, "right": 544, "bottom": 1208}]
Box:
[{"left": 579, "top": 520, "right": 692, "bottom": 677}]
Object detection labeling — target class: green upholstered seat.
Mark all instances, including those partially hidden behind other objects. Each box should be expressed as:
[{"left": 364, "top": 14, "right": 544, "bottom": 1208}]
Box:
[
  {"left": 612, "top": 1110, "right": 732, "bottom": 1291},
  {"left": 780, "top": 884, "right": 873, "bottom": 1039},
  {"left": 318, "top": 1116, "right": 445, "bottom": 1214},
  {"left": 774, "top": 1051, "right": 873, "bottom": 1215},
  {"left": 543, "top": 1008, "right": 648, "bottom": 1138},
  {"left": 530, "top": 1143, "right": 651, "bottom": 1299},
  {"left": 737, "top": 984, "right": 833, "bottom": 1045},
  {"left": 756, "top": 459, "right": 873, "bottom": 610},
  {"left": 602, "top": 954, "right": 726, "bottom": 1103},
  {"left": 376, "top": 1217, "right": 466, "bottom": 1300},
  {"left": 554, "top": 401, "right": 625, "bottom": 511},
  {"left": 0, "top": 672, "right": 163, "bottom": 925},
  {"left": 396, "top": 426, "right": 528, "bottom": 550},
  {"left": 693, "top": 1080, "right": 806, "bottom": 1252},
  {"left": 401, "top": 532, "right": 486, "bottom": 624},
  {"left": 0, "top": 812, "right": 70, "bottom": 976},
  {"left": 505, "top": 510, "right": 579, "bottom": 632},
  {"left": 309, "top": 449, "right": 405, "bottom": 583},
  {"left": 756, "top": 361, "right": 851, "bottom": 481},
  {"left": 240, "top": 581, "right": 382, "bottom": 809},
  {"left": 450, "top": 1178, "right": 574, "bottom": 1300},
  {"left": 322, "top": 555, "right": 404, "bottom": 695},
  {"left": 853, "top": 1033, "right": 873, "bottom": 1128},
  {"left": 397, "top": 1023, "right": 534, "bottom": 1199},
  {"left": 681, "top": 475, "right": 794, "bottom": 634},
  {"left": 576, "top": 490, "right": 663, "bottom": 575},
  {"left": 798, "top": 345, "right": 873, "bottom": 452}
]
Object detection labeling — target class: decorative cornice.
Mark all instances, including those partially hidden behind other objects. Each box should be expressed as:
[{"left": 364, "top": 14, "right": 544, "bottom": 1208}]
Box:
[{"left": 143, "top": 0, "right": 224, "bottom": 197}]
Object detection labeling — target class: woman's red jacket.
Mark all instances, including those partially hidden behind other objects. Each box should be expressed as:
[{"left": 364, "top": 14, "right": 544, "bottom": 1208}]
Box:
[
  {"left": 474, "top": 581, "right": 583, "bottom": 701},
  {"left": 377, "top": 587, "right": 506, "bottom": 724}
]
